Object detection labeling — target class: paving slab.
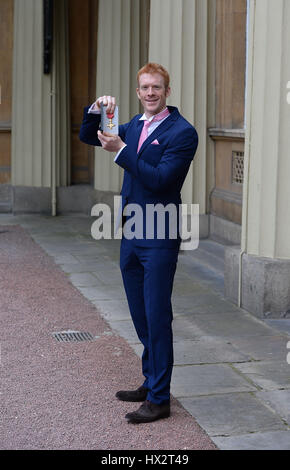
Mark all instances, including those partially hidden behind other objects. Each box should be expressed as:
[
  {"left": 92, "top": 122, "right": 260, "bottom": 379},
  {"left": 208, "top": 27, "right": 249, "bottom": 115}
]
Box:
[
  {"left": 172, "top": 294, "right": 241, "bottom": 315},
  {"left": 198, "top": 278, "right": 225, "bottom": 296},
  {"left": 73, "top": 254, "right": 118, "bottom": 266},
  {"left": 36, "top": 244, "right": 77, "bottom": 255},
  {"left": 91, "top": 299, "right": 132, "bottom": 322},
  {"left": 91, "top": 268, "right": 124, "bottom": 286},
  {"left": 265, "top": 319, "right": 290, "bottom": 336},
  {"left": 171, "top": 269, "right": 195, "bottom": 282},
  {"left": 60, "top": 262, "right": 118, "bottom": 274},
  {"left": 109, "top": 319, "right": 140, "bottom": 344},
  {"left": 172, "top": 316, "right": 204, "bottom": 341},
  {"left": 212, "top": 430, "right": 290, "bottom": 450},
  {"left": 171, "top": 364, "right": 257, "bottom": 397},
  {"left": 172, "top": 280, "right": 210, "bottom": 296},
  {"left": 229, "top": 335, "right": 289, "bottom": 361},
  {"left": 182, "top": 311, "right": 276, "bottom": 339},
  {"left": 234, "top": 360, "right": 290, "bottom": 391},
  {"left": 40, "top": 241, "right": 95, "bottom": 254},
  {"left": 78, "top": 285, "right": 126, "bottom": 301},
  {"left": 178, "top": 392, "right": 285, "bottom": 437},
  {"left": 52, "top": 246, "right": 109, "bottom": 257},
  {"left": 179, "top": 257, "right": 224, "bottom": 285},
  {"left": 50, "top": 253, "right": 82, "bottom": 264},
  {"left": 132, "top": 337, "right": 250, "bottom": 365},
  {"left": 256, "top": 389, "right": 290, "bottom": 424},
  {"left": 172, "top": 336, "right": 250, "bottom": 364},
  {"left": 72, "top": 251, "right": 112, "bottom": 262},
  {"left": 68, "top": 272, "right": 105, "bottom": 288}
]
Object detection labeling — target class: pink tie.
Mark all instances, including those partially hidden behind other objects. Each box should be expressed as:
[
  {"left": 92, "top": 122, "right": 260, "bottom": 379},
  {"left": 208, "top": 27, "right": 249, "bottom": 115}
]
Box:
[
  {"left": 137, "top": 120, "right": 151, "bottom": 153},
  {"left": 137, "top": 107, "right": 170, "bottom": 153}
]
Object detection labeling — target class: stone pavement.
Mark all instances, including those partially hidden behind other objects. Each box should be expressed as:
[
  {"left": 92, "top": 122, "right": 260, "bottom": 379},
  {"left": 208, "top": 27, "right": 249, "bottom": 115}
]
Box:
[{"left": 1, "top": 213, "right": 290, "bottom": 450}]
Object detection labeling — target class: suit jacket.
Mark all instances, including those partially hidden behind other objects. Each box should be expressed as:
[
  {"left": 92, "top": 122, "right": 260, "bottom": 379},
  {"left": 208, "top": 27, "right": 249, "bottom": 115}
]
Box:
[{"left": 79, "top": 105, "right": 198, "bottom": 247}]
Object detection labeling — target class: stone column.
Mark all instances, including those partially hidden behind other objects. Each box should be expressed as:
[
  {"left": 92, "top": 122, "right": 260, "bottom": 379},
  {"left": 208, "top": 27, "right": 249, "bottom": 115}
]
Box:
[
  {"left": 94, "top": 0, "right": 148, "bottom": 195},
  {"left": 148, "top": 0, "right": 215, "bottom": 237},
  {"left": 12, "top": 0, "right": 51, "bottom": 190},
  {"left": 225, "top": 0, "right": 290, "bottom": 317},
  {"left": 11, "top": 0, "right": 70, "bottom": 213},
  {"left": 52, "top": 0, "right": 71, "bottom": 188}
]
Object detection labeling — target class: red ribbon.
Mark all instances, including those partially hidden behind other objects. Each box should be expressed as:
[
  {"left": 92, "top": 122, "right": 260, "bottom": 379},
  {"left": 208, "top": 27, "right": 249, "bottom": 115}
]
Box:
[{"left": 107, "top": 112, "right": 114, "bottom": 119}]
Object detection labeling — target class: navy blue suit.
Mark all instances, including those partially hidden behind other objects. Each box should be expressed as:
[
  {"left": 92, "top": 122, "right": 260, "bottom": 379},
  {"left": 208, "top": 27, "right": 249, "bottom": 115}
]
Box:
[{"left": 79, "top": 105, "right": 198, "bottom": 404}]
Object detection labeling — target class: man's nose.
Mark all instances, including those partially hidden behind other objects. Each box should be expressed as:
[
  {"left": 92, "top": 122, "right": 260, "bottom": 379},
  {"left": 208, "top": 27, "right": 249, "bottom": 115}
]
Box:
[{"left": 147, "top": 87, "right": 155, "bottom": 95}]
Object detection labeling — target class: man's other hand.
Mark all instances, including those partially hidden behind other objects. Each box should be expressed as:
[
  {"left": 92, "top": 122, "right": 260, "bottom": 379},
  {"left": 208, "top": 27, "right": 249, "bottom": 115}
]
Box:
[{"left": 97, "top": 131, "right": 126, "bottom": 153}]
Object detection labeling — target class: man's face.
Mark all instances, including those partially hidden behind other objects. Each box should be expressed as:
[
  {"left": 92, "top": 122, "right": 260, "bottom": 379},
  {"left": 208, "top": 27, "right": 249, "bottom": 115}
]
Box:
[{"left": 136, "top": 73, "right": 171, "bottom": 117}]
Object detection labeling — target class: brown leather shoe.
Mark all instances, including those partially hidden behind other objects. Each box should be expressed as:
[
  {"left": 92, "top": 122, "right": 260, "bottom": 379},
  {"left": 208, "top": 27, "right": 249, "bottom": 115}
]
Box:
[
  {"left": 125, "top": 400, "right": 170, "bottom": 423},
  {"left": 115, "top": 385, "right": 148, "bottom": 402}
]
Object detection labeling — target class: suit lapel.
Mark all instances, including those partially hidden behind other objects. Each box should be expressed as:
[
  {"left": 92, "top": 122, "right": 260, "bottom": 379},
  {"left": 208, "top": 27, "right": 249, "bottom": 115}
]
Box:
[
  {"left": 137, "top": 107, "right": 179, "bottom": 156},
  {"left": 130, "top": 118, "right": 143, "bottom": 153}
]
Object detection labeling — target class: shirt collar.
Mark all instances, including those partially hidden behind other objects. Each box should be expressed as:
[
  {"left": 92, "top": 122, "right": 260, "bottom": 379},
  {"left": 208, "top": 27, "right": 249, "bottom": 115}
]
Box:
[{"left": 139, "top": 107, "right": 169, "bottom": 122}]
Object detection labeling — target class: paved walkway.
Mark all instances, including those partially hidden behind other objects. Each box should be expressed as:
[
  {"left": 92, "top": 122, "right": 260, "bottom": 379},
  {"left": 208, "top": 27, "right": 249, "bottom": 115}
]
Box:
[
  {"left": 0, "top": 221, "right": 216, "bottom": 451},
  {"left": 1, "top": 214, "right": 290, "bottom": 450}
]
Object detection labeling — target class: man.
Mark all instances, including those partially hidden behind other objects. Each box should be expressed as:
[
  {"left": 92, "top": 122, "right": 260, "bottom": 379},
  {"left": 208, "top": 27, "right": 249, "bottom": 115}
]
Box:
[{"left": 79, "top": 63, "right": 198, "bottom": 423}]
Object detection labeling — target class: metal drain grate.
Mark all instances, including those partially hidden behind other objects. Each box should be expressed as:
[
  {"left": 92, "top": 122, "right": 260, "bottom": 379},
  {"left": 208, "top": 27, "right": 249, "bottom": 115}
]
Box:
[{"left": 52, "top": 330, "right": 94, "bottom": 342}]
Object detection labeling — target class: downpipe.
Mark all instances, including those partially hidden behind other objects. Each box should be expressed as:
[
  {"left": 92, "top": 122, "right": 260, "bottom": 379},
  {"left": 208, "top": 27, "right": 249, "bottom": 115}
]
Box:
[{"left": 238, "top": 0, "right": 255, "bottom": 307}]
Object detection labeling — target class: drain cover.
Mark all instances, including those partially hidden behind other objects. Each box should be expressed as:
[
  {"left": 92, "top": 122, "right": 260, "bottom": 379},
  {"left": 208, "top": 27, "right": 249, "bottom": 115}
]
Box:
[{"left": 52, "top": 330, "right": 94, "bottom": 342}]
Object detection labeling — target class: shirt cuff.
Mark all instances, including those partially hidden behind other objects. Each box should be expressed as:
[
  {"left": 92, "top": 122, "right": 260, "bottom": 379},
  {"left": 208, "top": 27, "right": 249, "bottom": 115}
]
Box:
[
  {"left": 114, "top": 145, "right": 127, "bottom": 162},
  {"left": 88, "top": 102, "right": 101, "bottom": 114}
]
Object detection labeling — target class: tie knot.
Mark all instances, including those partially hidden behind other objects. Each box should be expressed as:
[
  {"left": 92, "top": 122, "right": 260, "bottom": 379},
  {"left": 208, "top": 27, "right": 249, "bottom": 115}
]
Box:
[{"left": 143, "top": 108, "right": 170, "bottom": 127}]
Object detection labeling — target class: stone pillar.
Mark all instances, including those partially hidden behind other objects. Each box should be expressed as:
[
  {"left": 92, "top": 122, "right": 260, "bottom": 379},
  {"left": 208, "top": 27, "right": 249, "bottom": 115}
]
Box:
[
  {"left": 94, "top": 0, "right": 148, "bottom": 195},
  {"left": 148, "top": 0, "right": 215, "bottom": 237},
  {"left": 11, "top": 0, "right": 70, "bottom": 213},
  {"left": 12, "top": 0, "right": 51, "bottom": 189},
  {"left": 52, "top": 0, "right": 71, "bottom": 188},
  {"left": 225, "top": 0, "right": 290, "bottom": 317}
]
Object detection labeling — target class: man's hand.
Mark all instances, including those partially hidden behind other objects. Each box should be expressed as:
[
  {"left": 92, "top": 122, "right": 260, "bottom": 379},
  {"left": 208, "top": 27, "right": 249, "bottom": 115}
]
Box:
[
  {"left": 98, "top": 131, "right": 126, "bottom": 153},
  {"left": 93, "top": 96, "right": 116, "bottom": 114}
]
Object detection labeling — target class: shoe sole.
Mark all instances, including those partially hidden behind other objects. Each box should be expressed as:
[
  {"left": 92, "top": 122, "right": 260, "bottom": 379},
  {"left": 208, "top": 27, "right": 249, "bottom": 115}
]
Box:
[
  {"left": 116, "top": 394, "right": 147, "bottom": 402},
  {"left": 115, "top": 391, "right": 148, "bottom": 402},
  {"left": 125, "top": 412, "right": 170, "bottom": 424}
]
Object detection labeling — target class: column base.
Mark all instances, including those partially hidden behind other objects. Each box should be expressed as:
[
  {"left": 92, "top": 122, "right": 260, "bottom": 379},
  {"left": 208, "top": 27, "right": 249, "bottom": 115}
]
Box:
[
  {"left": 225, "top": 246, "right": 290, "bottom": 318},
  {"left": 0, "top": 184, "right": 13, "bottom": 213},
  {"left": 210, "top": 214, "right": 241, "bottom": 245},
  {"left": 11, "top": 185, "right": 118, "bottom": 215}
]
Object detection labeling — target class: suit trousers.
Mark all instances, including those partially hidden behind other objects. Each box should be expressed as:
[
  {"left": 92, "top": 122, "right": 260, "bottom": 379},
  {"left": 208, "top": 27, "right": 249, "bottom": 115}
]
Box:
[{"left": 120, "top": 237, "right": 179, "bottom": 405}]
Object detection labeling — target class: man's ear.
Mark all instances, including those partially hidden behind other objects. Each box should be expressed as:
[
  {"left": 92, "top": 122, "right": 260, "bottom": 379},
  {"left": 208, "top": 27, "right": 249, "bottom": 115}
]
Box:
[
  {"left": 166, "top": 86, "right": 171, "bottom": 98},
  {"left": 136, "top": 88, "right": 141, "bottom": 100}
]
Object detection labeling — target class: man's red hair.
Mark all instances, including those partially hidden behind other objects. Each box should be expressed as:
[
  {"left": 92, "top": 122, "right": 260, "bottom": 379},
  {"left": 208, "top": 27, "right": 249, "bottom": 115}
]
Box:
[{"left": 137, "top": 63, "right": 170, "bottom": 89}]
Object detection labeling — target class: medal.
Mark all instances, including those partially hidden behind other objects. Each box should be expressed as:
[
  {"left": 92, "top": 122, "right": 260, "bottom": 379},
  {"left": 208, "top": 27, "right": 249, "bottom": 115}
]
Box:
[{"left": 106, "top": 112, "right": 115, "bottom": 130}]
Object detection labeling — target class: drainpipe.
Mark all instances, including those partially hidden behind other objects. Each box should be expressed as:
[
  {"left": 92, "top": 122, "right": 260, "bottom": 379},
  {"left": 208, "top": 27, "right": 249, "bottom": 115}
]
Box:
[
  {"left": 238, "top": 0, "right": 255, "bottom": 307},
  {"left": 50, "top": 84, "right": 57, "bottom": 217},
  {"left": 50, "top": 0, "right": 56, "bottom": 217},
  {"left": 44, "top": 0, "right": 57, "bottom": 216}
]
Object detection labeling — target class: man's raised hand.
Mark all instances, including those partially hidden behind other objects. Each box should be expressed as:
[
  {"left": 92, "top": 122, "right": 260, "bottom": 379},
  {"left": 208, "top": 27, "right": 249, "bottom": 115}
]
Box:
[{"left": 94, "top": 96, "right": 116, "bottom": 115}]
